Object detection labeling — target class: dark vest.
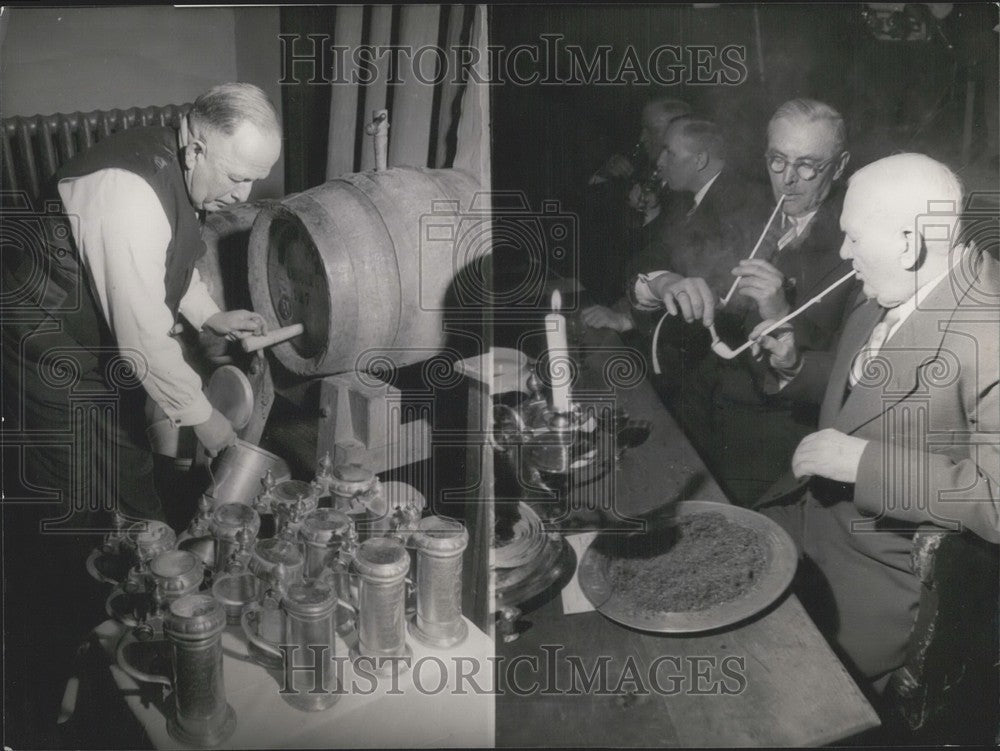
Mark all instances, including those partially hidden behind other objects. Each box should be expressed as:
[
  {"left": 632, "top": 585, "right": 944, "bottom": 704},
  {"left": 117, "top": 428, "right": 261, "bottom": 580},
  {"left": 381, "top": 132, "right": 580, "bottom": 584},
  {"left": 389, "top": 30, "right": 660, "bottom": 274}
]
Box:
[{"left": 24, "top": 127, "right": 206, "bottom": 351}]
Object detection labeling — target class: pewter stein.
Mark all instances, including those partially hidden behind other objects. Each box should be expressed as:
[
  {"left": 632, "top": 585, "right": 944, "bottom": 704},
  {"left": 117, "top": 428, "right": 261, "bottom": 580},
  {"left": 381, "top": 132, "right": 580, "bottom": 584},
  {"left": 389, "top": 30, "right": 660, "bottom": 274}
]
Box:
[
  {"left": 298, "top": 508, "right": 354, "bottom": 579},
  {"left": 270, "top": 480, "right": 320, "bottom": 538},
  {"left": 249, "top": 537, "right": 305, "bottom": 591},
  {"left": 210, "top": 503, "right": 261, "bottom": 572},
  {"left": 116, "top": 594, "right": 236, "bottom": 747},
  {"left": 242, "top": 579, "right": 341, "bottom": 712},
  {"left": 408, "top": 516, "right": 469, "bottom": 648},
  {"left": 150, "top": 550, "right": 204, "bottom": 606},
  {"left": 349, "top": 537, "right": 412, "bottom": 673},
  {"left": 122, "top": 520, "right": 176, "bottom": 569},
  {"left": 328, "top": 463, "right": 376, "bottom": 513},
  {"left": 212, "top": 570, "right": 260, "bottom": 625}
]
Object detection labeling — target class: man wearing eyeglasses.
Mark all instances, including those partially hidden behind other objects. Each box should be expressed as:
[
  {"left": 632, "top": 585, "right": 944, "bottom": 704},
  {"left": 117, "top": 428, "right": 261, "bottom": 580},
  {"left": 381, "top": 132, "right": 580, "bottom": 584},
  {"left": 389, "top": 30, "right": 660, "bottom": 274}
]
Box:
[{"left": 631, "top": 99, "right": 860, "bottom": 506}]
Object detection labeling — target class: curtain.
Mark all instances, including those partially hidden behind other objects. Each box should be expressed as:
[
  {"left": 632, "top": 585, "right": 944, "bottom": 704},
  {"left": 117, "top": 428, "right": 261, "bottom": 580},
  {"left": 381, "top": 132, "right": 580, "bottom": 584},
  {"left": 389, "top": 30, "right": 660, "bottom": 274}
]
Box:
[{"left": 324, "top": 5, "right": 487, "bottom": 178}]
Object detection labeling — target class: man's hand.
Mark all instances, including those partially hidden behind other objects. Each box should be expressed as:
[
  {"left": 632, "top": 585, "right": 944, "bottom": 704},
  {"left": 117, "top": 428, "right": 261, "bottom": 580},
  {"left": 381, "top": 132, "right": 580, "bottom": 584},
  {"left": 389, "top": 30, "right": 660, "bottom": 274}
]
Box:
[
  {"left": 792, "top": 428, "right": 869, "bottom": 483},
  {"left": 193, "top": 408, "right": 237, "bottom": 457},
  {"left": 748, "top": 319, "right": 799, "bottom": 372},
  {"left": 627, "top": 182, "right": 660, "bottom": 214},
  {"left": 581, "top": 305, "right": 635, "bottom": 333},
  {"left": 651, "top": 275, "right": 716, "bottom": 327},
  {"left": 203, "top": 310, "right": 266, "bottom": 341},
  {"left": 732, "top": 259, "right": 791, "bottom": 321}
]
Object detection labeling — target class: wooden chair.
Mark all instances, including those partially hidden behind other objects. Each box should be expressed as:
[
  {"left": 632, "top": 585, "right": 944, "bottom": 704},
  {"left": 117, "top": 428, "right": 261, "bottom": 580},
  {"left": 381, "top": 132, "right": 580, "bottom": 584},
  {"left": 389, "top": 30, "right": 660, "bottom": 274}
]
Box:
[{"left": 884, "top": 525, "right": 999, "bottom": 743}]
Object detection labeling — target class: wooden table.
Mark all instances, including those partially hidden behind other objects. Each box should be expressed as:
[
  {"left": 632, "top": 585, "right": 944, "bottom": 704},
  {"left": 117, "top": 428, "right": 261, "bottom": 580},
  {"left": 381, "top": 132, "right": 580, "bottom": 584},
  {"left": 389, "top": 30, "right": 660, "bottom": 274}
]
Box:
[
  {"left": 495, "top": 328, "right": 880, "bottom": 747},
  {"left": 98, "top": 616, "right": 494, "bottom": 749}
]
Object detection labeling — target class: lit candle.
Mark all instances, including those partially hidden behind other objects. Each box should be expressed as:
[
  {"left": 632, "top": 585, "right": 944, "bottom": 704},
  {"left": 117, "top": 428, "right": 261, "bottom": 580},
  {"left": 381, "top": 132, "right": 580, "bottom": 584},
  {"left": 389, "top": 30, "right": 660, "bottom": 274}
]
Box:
[{"left": 545, "top": 290, "right": 571, "bottom": 413}]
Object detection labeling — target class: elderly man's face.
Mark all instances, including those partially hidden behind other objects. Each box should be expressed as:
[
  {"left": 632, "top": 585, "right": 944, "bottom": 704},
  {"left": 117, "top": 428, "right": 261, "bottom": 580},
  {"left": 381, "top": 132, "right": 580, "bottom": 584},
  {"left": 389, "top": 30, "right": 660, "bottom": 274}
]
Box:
[
  {"left": 839, "top": 181, "right": 912, "bottom": 307},
  {"left": 656, "top": 125, "right": 700, "bottom": 193},
  {"left": 185, "top": 122, "right": 281, "bottom": 212},
  {"left": 766, "top": 116, "right": 846, "bottom": 218}
]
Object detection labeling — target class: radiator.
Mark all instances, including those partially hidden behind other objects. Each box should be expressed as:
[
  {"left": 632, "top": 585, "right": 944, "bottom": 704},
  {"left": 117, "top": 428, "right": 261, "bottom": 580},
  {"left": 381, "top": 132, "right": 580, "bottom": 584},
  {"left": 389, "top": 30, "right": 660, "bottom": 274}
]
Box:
[{"left": 1, "top": 103, "right": 191, "bottom": 207}]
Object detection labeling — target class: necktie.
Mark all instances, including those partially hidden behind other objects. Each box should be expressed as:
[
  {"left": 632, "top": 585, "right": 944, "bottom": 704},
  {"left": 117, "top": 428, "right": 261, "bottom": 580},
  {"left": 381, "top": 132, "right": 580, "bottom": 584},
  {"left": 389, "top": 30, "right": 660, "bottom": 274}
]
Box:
[
  {"left": 849, "top": 307, "right": 901, "bottom": 388},
  {"left": 757, "top": 212, "right": 796, "bottom": 264}
]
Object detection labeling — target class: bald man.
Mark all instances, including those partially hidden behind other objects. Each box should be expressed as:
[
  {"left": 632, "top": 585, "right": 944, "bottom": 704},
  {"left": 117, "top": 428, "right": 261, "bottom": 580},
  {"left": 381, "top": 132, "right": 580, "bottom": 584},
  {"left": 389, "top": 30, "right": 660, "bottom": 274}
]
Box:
[{"left": 753, "top": 153, "right": 1000, "bottom": 691}]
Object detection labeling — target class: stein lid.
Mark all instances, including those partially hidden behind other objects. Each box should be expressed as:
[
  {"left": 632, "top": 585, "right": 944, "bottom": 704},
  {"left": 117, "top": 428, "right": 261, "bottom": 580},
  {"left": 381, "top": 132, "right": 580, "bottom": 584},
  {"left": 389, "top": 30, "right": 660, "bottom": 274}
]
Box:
[
  {"left": 299, "top": 508, "right": 352, "bottom": 544},
  {"left": 150, "top": 549, "right": 201, "bottom": 580},
  {"left": 273, "top": 479, "right": 319, "bottom": 507},
  {"left": 255, "top": 537, "right": 304, "bottom": 567},
  {"left": 211, "top": 503, "right": 261, "bottom": 537},
  {"left": 412, "top": 515, "right": 469, "bottom": 554},
  {"left": 126, "top": 520, "right": 176, "bottom": 551},
  {"left": 329, "top": 463, "right": 375, "bottom": 495},
  {"left": 165, "top": 594, "right": 226, "bottom": 638},
  {"left": 353, "top": 537, "right": 409, "bottom": 580},
  {"left": 284, "top": 579, "right": 336, "bottom": 615}
]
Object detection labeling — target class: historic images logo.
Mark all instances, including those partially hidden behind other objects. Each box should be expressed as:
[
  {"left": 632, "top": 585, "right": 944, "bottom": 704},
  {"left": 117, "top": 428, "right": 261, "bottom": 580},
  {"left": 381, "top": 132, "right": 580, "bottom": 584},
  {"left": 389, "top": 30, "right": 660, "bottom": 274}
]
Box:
[{"left": 280, "top": 34, "right": 748, "bottom": 87}]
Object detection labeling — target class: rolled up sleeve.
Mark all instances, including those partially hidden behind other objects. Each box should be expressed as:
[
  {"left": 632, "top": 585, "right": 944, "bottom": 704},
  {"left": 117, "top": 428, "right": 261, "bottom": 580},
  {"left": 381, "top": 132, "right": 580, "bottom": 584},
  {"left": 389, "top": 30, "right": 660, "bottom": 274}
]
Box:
[{"left": 59, "top": 169, "right": 213, "bottom": 426}]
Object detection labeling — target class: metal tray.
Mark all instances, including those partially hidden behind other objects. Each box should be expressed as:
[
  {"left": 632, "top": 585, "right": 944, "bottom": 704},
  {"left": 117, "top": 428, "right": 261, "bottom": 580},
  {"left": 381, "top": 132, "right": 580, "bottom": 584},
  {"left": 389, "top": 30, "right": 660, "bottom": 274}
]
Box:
[{"left": 577, "top": 500, "right": 798, "bottom": 633}]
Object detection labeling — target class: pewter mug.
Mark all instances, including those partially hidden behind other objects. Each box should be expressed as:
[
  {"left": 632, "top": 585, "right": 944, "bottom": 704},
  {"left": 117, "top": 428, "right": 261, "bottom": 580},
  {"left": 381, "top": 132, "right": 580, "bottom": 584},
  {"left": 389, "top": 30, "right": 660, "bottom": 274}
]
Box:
[
  {"left": 248, "top": 537, "right": 305, "bottom": 589},
  {"left": 150, "top": 549, "right": 205, "bottom": 606},
  {"left": 122, "top": 520, "right": 177, "bottom": 569},
  {"left": 349, "top": 537, "right": 412, "bottom": 674},
  {"left": 211, "top": 503, "right": 261, "bottom": 572},
  {"left": 408, "top": 516, "right": 469, "bottom": 648},
  {"left": 298, "top": 508, "right": 354, "bottom": 579},
  {"left": 241, "top": 579, "right": 342, "bottom": 711},
  {"left": 116, "top": 594, "right": 236, "bottom": 747}
]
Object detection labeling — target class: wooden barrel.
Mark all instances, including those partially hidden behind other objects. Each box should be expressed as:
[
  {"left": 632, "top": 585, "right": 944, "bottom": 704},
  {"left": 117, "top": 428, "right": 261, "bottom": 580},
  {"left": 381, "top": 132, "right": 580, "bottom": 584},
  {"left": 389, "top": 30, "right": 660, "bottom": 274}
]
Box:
[
  {"left": 248, "top": 167, "right": 481, "bottom": 377},
  {"left": 199, "top": 200, "right": 269, "bottom": 311},
  {"left": 195, "top": 200, "right": 275, "bottom": 444}
]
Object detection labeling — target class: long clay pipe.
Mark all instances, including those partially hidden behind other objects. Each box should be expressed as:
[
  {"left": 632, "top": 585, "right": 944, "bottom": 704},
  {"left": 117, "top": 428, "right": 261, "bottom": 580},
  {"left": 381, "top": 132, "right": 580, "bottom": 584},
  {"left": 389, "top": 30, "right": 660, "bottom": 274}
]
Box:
[{"left": 711, "top": 270, "right": 858, "bottom": 360}]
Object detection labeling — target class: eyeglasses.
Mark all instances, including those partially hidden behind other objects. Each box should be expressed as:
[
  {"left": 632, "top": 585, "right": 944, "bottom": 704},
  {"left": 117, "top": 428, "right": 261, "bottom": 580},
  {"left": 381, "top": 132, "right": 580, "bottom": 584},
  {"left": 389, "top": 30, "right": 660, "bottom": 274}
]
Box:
[{"left": 765, "top": 152, "right": 839, "bottom": 181}]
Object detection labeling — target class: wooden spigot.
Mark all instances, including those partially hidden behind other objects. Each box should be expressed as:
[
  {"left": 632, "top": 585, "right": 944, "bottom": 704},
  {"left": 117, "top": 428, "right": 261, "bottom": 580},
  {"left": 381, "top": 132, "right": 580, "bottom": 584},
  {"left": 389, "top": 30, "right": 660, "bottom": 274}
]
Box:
[
  {"left": 240, "top": 323, "right": 305, "bottom": 353},
  {"left": 365, "top": 109, "right": 389, "bottom": 171}
]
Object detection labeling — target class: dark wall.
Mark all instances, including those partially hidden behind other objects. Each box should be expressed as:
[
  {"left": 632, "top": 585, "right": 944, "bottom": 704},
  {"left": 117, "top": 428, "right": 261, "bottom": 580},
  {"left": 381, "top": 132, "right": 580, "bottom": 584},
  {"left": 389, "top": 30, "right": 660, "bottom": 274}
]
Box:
[{"left": 489, "top": 3, "right": 991, "bottom": 206}]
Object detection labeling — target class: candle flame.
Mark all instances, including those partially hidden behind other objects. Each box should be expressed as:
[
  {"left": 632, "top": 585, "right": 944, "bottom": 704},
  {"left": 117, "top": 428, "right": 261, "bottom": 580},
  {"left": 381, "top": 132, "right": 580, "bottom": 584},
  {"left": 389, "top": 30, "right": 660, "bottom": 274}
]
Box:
[{"left": 552, "top": 289, "right": 562, "bottom": 312}]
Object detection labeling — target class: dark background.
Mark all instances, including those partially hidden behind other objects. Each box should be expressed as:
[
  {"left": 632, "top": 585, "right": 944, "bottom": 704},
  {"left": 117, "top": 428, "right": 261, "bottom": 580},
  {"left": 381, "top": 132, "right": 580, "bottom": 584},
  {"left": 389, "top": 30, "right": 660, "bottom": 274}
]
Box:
[
  {"left": 489, "top": 3, "right": 997, "bottom": 203},
  {"left": 486, "top": 3, "right": 997, "bottom": 308}
]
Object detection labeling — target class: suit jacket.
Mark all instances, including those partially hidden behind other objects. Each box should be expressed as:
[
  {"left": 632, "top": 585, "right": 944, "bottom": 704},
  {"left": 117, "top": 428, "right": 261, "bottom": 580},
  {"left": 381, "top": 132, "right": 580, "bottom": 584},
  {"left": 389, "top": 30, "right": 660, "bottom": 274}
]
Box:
[
  {"left": 761, "top": 251, "right": 1000, "bottom": 679},
  {"left": 631, "top": 167, "right": 770, "bottom": 314},
  {"left": 745, "top": 188, "right": 860, "bottom": 351}
]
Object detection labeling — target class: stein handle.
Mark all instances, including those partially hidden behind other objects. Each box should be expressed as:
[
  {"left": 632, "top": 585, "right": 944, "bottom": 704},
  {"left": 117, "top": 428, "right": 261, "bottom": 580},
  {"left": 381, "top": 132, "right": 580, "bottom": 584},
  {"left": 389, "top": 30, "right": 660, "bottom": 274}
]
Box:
[
  {"left": 240, "top": 603, "right": 284, "bottom": 662},
  {"left": 331, "top": 572, "right": 361, "bottom": 636},
  {"left": 106, "top": 587, "right": 146, "bottom": 629},
  {"left": 86, "top": 548, "right": 119, "bottom": 585},
  {"left": 115, "top": 628, "right": 172, "bottom": 689}
]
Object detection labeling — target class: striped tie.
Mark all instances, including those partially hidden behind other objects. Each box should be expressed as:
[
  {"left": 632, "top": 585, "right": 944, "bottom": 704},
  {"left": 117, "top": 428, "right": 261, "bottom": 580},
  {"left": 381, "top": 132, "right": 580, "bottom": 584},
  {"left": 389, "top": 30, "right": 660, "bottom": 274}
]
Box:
[{"left": 849, "top": 307, "right": 901, "bottom": 388}]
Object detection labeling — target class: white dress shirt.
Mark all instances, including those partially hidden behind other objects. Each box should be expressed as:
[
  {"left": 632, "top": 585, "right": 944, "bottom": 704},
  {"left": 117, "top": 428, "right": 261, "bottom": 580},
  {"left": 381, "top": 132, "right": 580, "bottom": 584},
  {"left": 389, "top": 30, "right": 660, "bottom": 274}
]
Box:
[{"left": 58, "top": 168, "right": 220, "bottom": 426}]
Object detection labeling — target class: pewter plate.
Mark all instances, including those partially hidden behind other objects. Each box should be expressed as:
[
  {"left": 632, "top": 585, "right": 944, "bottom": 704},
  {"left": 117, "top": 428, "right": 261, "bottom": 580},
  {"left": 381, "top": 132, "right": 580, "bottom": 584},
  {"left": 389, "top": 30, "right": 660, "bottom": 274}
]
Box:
[{"left": 577, "top": 500, "right": 798, "bottom": 634}]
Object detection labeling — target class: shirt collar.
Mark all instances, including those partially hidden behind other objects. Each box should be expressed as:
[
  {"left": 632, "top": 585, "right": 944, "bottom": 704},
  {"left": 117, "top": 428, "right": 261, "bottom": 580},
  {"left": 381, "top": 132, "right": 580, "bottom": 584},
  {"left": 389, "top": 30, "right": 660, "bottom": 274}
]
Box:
[
  {"left": 884, "top": 248, "right": 969, "bottom": 338},
  {"left": 691, "top": 170, "right": 722, "bottom": 211}
]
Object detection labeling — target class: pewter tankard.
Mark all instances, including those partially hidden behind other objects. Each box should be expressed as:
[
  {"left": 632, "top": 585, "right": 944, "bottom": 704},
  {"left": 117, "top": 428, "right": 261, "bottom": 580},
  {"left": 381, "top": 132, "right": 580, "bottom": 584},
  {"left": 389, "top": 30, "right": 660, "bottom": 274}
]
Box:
[{"left": 116, "top": 594, "right": 236, "bottom": 747}]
